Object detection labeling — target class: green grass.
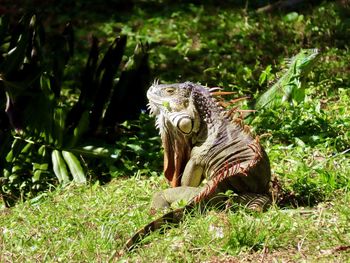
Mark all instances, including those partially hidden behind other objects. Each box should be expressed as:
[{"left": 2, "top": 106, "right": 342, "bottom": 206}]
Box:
[{"left": 1, "top": 172, "right": 350, "bottom": 262}]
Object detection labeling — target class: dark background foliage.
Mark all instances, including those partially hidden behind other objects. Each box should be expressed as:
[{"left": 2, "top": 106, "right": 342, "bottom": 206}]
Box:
[{"left": 0, "top": 0, "right": 349, "bottom": 206}]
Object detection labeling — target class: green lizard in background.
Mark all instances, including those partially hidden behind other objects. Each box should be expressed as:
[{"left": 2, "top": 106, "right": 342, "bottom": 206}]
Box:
[{"left": 255, "top": 48, "right": 320, "bottom": 110}]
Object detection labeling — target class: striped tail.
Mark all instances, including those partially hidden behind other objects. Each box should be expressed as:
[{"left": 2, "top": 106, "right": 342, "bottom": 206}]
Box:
[{"left": 233, "top": 193, "right": 272, "bottom": 212}]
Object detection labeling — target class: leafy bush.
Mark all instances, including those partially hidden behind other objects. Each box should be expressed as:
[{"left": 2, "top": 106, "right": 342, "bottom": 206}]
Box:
[
  {"left": 109, "top": 113, "right": 162, "bottom": 178},
  {"left": 0, "top": 14, "right": 151, "bottom": 206},
  {"left": 252, "top": 87, "right": 350, "bottom": 151}
]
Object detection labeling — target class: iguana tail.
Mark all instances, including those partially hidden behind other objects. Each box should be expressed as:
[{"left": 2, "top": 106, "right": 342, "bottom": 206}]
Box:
[
  {"left": 124, "top": 203, "right": 194, "bottom": 252},
  {"left": 123, "top": 192, "right": 271, "bottom": 252}
]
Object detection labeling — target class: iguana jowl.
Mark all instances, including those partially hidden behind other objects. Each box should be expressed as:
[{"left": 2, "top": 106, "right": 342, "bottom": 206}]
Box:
[{"left": 124, "top": 81, "right": 271, "bottom": 251}]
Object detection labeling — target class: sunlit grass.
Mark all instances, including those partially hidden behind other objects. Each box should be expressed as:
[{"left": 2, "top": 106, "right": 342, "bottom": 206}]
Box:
[{"left": 1, "top": 173, "right": 350, "bottom": 262}]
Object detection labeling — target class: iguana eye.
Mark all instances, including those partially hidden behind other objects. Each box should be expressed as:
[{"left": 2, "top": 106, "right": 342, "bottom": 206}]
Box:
[{"left": 165, "top": 88, "right": 175, "bottom": 95}]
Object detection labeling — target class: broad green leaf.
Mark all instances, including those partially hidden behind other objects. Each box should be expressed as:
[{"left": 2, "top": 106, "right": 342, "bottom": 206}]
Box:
[
  {"left": 62, "top": 151, "right": 86, "bottom": 184},
  {"left": 51, "top": 150, "right": 70, "bottom": 184},
  {"left": 283, "top": 12, "right": 300, "bottom": 22},
  {"left": 258, "top": 65, "right": 272, "bottom": 86},
  {"left": 71, "top": 145, "right": 117, "bottom": 159}
]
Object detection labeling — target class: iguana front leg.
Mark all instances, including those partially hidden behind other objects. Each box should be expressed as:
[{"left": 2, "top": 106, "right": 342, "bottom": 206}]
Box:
[
  {"left": 180, "top": 159, "right": 204, "bottom": 187},
  {"left": 151, "top": 186, "right": 202, "bottom": 209},
  {"left": 151, "top": 159, "right": 204, "bottom": 209}
]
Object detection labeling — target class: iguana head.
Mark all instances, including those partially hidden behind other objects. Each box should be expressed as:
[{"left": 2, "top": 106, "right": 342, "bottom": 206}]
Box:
[
  {"left": 147, "top": 82, "right": 190, "bottom": 114},
  {"left": 291, "top": 48, "right": 320, "bottom": 75},
  {"left": 147, "top": 81, "right": 200, "bottom": 135}
]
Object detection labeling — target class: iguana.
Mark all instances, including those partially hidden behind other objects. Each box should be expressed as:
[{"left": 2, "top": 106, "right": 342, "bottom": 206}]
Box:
[
  {"left": 255, "top": 48, "right": 320, "bottom": 110},
  {"left": 124, "top": 81, "right": 271, "bottom": 251}
]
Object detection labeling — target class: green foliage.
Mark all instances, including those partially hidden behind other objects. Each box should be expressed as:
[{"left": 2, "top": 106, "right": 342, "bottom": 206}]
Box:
[
  {"left": 109, "top": 113, "right": 162, "bottom": 178},
  {"left": 0, "top": 14, "right": 150, "bottom": 206},
  {"left": 224, "top": 211, "right": 291, "bottom": 254},
  {"left": 98, "top": 3, "right": 343, "bottom": 92},
  {"left": 252, "top": 88, "right": 350, "bottom": 151},
  {"left": 258, "top": 65, "right": 273, "bottom": 86},
  {"left": 2, "top": 139, "right": 55, "bottom": 204}
]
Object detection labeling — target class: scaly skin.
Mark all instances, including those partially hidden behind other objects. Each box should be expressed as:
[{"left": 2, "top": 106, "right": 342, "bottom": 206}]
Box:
[
  {"left": 255, "top": 49, "right": 320, "bottom": 110},
  {"left": 124, "top": 81, "right": 271, "bottom": 251}
]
